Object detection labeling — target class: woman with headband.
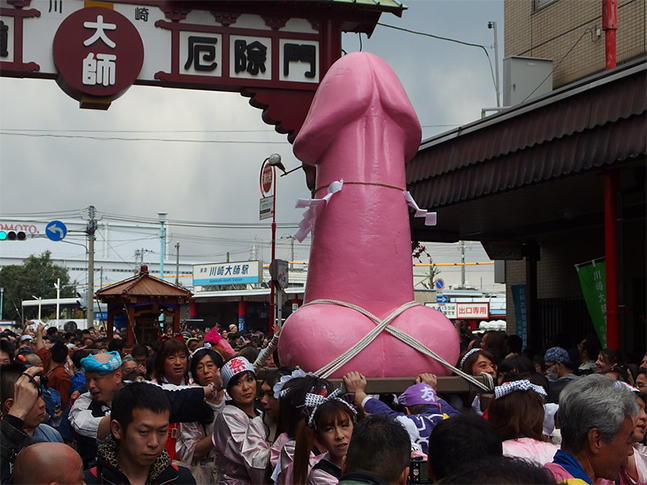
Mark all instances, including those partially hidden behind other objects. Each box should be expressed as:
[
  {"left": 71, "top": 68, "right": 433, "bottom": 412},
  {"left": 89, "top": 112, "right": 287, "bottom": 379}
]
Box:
[
  {"left": 459, "top": 348, "right": 498, "bottom": 379},
  {"left": 213, "top": 356, "right": 271, "bottom": 485},
  {"left": 271, "top": 374, "right": 332, "bottom": 485},
  {"left": 456, "top": 348, "right": 498, "bottom": 414},
  {"left": 292, "top": 387, "right": 361, "bottom": 485},
  {"left": 488, "top": 379, "right": 559, "bottom": 466}
]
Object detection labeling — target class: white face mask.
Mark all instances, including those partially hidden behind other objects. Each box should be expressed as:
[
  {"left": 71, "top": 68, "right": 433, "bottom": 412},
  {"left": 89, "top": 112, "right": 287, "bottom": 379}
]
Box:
[{"left": 546, "top": 364, "right": 559, "bottom": 381}]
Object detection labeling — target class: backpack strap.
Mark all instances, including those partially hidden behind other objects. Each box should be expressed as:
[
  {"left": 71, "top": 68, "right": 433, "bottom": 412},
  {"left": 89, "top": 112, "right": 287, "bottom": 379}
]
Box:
[
  {"left": 164, "top": 423, "right": 180, "bottom": 462},
  {"left": 312, "top": 459, "right": 341, "bottom": 479}
]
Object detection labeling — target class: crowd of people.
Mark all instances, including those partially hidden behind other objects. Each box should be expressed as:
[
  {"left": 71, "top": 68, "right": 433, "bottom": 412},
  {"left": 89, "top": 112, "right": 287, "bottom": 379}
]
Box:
[{"left": 0, "top": 322, "right": 646, "bottom": 485}]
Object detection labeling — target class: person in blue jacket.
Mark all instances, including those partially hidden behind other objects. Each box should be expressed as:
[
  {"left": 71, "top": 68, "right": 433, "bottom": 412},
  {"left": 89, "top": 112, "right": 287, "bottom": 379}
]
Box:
[{"left": 343, "top": 372, "right": 458, "bottom": 455}]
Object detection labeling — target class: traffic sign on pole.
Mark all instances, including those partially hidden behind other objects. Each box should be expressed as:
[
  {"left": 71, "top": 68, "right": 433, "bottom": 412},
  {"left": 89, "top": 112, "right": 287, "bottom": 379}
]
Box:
[
  {"left": 436, "top": 295, "right": 449, "bottom": 304},
  {"left": 46, "top": 221, "right": 67, "bottom": 241},
  {"left": 260, "top": 161, "right": 274, "bottom": 197},
  {"left": 259, "top": 196, "right": 273, "bottom": 220}
]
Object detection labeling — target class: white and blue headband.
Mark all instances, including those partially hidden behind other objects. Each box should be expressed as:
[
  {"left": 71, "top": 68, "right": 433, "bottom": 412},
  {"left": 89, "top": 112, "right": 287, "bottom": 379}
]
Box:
[{"left": 494, "top": 379, "right": 547, "bottom": 399}]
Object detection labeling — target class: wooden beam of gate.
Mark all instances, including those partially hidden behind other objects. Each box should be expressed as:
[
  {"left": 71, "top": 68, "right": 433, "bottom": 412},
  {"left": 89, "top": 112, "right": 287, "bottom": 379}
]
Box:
[{"left": 254, "top": 371, "right": 490, "bottom": 395}]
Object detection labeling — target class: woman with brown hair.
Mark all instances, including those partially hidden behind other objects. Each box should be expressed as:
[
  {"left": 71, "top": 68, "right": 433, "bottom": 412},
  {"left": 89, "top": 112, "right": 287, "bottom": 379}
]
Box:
[
  {"left": 456, "top": 348, "right": 498, "bottom": 414},
  {"left": 488, "top": 379, "right": 559, "bottom": 466},
  {"left": 176, "top": 348, "right": 225, "bottom": 484},
  {"left": 150, "top": 338, "right": 191, "bottom": 463},
  {"left": 459, "top": 348, "right": 497, "bottom": 378},
  {"left": 151, "top": 338, "right": 190, "bottom": 387},
  {"left": 292, "top": 392, "right": 360, "bottom": 485}
]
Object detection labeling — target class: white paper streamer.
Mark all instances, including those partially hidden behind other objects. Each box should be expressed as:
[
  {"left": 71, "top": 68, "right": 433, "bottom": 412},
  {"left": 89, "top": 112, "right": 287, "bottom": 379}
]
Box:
[
  {"left": 294, "top": 180, "right": 344, "bottom": 242},
  {"left": 403, "top": 191, "right": 437, "bottom": 226}
]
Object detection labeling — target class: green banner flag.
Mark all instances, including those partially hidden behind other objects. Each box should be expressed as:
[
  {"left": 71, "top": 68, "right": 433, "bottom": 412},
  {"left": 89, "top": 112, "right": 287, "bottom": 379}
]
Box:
[{"left": 576, "top": 260, "right": 606, "bottom": 348}]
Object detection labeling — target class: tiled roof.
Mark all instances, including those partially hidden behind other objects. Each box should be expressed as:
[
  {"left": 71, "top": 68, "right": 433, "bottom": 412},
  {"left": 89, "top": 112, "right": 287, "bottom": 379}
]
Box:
[
  {"left": 328, "top": 0, "right": 405, "bottom": 9},
  {"left": 96, "top": 266, "right": 192, "bottom": 299}
]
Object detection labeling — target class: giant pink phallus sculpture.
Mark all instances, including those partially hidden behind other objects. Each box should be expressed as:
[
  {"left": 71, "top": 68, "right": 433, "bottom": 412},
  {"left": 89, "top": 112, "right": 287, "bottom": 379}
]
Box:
[{"left": 278, "top": 52, "right": 459, "bottom": 378}]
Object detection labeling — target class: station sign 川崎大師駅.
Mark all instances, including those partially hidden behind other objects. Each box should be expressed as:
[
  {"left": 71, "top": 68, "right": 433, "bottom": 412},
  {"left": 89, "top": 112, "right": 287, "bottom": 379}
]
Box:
[{"left": 193, "top": 261, "right": 262, "bottom": 290}]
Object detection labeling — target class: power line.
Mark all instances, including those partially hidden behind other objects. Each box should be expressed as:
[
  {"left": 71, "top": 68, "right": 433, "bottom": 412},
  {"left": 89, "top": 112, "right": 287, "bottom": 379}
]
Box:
[
  {"left": 99, "top": 212, "right": 300, "bottom": 229},
  {"left": 1, "top": 211, "right": 302, "bottom": 230},
  {"left": 0, "top": 128, "right": 276, "bottom": 134},
  {"left": 0, "top": 209, "right": 85, "bottom": 219},
  {"left": 376, "top": 23, "right": 498, "bottom": 106},
  {"left": 0, "top": 131, "right": 288, "bottom": 144},
  {"left": 519, "top": 29, "right": 590, "bottom": 104},
  {"left": 378, "top": 22, "right": 489, "bottom": 50}
]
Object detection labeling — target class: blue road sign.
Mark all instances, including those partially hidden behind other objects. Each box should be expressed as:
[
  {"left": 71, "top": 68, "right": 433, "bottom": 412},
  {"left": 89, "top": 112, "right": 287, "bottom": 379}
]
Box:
[
  {"left": 436, "top": 295, "right": 449, "bottom": 304},
  {"left": 46, "top": 220, "right": 67, "bottom": 241},
  {"left": 435, "top": 278, "right": 445, "bottom": 291}
]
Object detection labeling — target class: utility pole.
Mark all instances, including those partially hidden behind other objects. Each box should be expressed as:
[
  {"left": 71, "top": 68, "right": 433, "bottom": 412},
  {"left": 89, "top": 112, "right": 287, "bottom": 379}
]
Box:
[
  {"left": 280, "top": 235, "right": 296, "bottom": 269},
  {"left": 460, "top": 240, "right": 466, "bottom": 288},
  {"left": 175, "top": 241, "right": 180, "bottom": 287},
  {"left": 86, "top": 206, "right": 96, "bottom": 329}
]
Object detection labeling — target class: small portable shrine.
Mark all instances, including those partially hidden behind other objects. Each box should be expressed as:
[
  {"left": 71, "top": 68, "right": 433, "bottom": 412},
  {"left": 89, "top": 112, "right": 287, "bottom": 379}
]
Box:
[{"left": 95, "top": 265, "right": 193, "bottom": 346}]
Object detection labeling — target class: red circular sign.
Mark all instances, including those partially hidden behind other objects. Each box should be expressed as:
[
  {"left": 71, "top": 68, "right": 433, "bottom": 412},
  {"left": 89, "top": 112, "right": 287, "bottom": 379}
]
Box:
[
  {"left": 260, "top": 162, "right": 274, "bottom": 196},
  {"left": 53, "top": 7, "right": 144, "bottom": 100}
]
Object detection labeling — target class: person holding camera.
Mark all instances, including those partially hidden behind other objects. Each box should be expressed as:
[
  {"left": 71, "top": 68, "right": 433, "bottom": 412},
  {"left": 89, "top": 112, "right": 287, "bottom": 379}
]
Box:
[{"left": 0, "top": 364, "right": 45, "bottom": 483}]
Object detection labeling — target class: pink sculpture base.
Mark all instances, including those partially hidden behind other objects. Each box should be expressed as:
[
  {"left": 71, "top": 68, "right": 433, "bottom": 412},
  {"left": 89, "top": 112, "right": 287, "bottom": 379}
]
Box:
[{"left": 279, "top": 304, "right": 460, "bottom": 378}]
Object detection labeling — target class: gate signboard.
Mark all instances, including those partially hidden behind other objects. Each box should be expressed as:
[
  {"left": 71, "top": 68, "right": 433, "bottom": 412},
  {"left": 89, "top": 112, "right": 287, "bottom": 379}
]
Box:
[
  {"left": 52, "top": 6, "right": 144, "bottom": 103},
  {"left": 0, "top": 0, "right": 404, "bottom": 136}
]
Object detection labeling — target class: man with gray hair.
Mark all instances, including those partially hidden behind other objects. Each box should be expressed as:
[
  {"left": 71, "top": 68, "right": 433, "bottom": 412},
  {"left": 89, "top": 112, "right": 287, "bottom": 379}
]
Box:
[{"left": 544, "top": 373, "right": 638, "bottom": 484}]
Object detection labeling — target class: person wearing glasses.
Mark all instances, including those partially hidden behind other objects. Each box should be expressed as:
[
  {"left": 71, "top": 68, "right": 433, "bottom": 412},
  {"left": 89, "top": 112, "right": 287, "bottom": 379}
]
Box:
[{"left": 636, "top": 369, "right": 647, "bottom": 391}]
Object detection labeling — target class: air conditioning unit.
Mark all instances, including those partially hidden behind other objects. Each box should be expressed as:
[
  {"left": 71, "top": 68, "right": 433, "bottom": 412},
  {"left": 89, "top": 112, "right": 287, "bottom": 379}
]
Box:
[{"left": 503, "top": 56, "right": 553, "bottom": 106}]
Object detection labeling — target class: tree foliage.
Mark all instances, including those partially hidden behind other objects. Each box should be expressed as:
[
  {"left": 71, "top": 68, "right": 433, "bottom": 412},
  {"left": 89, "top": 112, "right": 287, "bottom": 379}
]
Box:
[
  {"left": 412, "top": 241, "right": 441, "bottom": 289},
  {"left": 0, "top": 251, "right": 75, "bottom": 321}
]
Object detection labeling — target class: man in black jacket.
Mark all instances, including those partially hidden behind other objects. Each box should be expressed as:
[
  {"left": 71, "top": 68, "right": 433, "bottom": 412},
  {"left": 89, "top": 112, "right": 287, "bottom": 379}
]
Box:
[
  {"left": 339, "top": 415, "right": 411, "bottom": 485},
  {"left": 85, "top": 382, "right": 195, "bottom": 485}
]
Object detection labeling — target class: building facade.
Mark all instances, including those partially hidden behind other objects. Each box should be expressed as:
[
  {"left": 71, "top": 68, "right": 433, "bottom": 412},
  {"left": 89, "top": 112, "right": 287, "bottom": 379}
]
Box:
[
  {"left": 407, "top": 0, "right": 646, "bottom": 353},
  {"left": 505, "top": 0, "right": 645, "bottom": 87}
]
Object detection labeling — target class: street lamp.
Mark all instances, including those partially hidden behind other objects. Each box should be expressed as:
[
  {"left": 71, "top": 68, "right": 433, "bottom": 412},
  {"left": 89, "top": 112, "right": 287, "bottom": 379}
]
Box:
[
  {"left": 488, "top": 21, "right": 501, "bottom": 108},
  {"left": 260, "top": 154, "right": 281, "bottom": 332},
  {"left": 32, "top": 296, "right": 42, "bottom": 321},
  {"left": 158, "top": 212, "right": 168, "bottom": 280}
]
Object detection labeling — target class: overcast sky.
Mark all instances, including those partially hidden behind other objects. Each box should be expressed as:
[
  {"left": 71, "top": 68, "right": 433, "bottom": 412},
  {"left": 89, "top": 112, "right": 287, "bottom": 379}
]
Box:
[{"left": 0, "top": 0, "right": 504, "bottom": 289}]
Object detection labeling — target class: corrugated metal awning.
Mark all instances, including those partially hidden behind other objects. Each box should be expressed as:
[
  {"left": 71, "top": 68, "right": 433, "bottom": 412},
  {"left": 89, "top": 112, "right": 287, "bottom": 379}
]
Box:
[{"left": 406, "top": 57, "right": 646, "bottom": 243}]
